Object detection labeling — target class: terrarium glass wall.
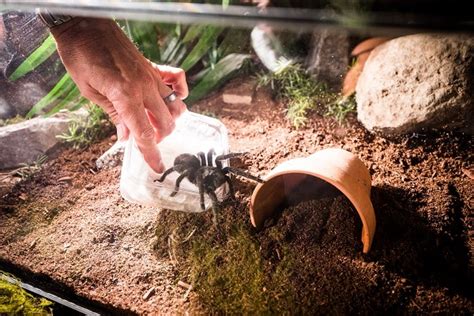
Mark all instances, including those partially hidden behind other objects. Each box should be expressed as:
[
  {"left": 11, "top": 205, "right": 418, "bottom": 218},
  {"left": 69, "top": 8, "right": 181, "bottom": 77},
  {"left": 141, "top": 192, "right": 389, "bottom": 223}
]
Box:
[{"left": 0, "top": 1, "right": 473, "bottom": 315}]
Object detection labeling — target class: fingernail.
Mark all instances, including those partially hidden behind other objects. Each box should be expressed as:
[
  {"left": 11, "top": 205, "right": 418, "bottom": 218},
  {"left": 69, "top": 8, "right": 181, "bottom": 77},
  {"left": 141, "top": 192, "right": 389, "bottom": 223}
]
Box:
[
  {"left": 158, "top": 161, "right": 165, "bottom": 173},
  {"left": 153, "top": 161, "right": 165, "bottom": 174}
]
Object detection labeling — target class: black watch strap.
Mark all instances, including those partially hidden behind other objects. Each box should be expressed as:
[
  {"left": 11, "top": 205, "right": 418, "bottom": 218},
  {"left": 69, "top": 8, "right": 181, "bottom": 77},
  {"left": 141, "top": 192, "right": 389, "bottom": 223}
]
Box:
[{"left": 36, "top": 9, "right": 73, "bottom": 28}]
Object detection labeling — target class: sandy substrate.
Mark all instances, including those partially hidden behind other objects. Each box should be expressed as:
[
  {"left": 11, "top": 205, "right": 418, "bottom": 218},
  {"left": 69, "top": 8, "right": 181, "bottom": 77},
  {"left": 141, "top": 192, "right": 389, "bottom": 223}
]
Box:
[{"left": 1, "top": 78, "right": 473, "bottom": 314}]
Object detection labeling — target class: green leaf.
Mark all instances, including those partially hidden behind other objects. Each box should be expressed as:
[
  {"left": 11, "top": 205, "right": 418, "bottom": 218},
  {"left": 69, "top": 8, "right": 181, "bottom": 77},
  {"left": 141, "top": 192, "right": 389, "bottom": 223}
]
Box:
[
  {"left": 127, "top": 21, "right": 161, "bottom": 62},
  {"left": 218, "top": 29, "right": 250, "bottom": 56},
  {"left": 68, "top": 97, "right": 90, "bottom": 112},
  {"left": 180, "top": 26, "right": 223, "bottom": 71},
  {"left": 45, "top": 86, "right": 82, "bottom": 117},
  {"left": 182, "top": 24, "right": 206, "bottom": 43},
  {"left": 187, "top": 53, "right": 250, "bottom": 104},
  {"left": 161, "top": 37, "right": 181, "bottom": 64},
  {"left": 26, "top": 73, "right": 76, "bottom": 118},
  {"left": 8, "top": 34, "right": 57, "bottom": 81}
]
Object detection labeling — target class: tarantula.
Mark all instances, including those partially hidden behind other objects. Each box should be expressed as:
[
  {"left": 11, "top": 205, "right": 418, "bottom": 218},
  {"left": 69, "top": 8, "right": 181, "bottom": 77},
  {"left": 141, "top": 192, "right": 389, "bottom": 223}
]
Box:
[{"left": 155, "top": 149, "right": 264, "bottom": 223}]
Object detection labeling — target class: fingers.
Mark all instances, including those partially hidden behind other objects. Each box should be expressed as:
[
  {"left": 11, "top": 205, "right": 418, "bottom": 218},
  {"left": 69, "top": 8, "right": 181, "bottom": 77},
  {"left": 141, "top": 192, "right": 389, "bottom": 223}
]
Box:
[
  {"left": 156, "top": 79, "right": 188, "bottom": 119},
  {"left": 79, "top": 86, "right": 130, "bottom": 141},
  {"left": 153, "top": 64, "right": 189, "bottom": 100},
  {"left": 113, "top": 99, "right": 165, "bottom": 173},
  {"left": 143, "top": 90, "right": 176, "bottom": 140},
  {"left": 163, "top": 92, "right": 187, "bottom": 119},
  {"left": 144, "top": 81, "right": 186, "bottom": 123},
  {"left": 79, "top": 66, "right": 188, "bottom": 174},
  {"left": 86, "top": 90, "right": 163, "bottom": 172}
]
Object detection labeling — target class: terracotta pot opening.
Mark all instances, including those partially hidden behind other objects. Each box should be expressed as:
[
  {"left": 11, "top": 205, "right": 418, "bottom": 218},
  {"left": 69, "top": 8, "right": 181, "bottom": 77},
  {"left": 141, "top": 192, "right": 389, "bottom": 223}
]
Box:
[
  {"left": 250, "top": 148, "right": 376, "bottom": 253},
  {"left": 250, "top": 173, "right": 362, "bottom": 229}
]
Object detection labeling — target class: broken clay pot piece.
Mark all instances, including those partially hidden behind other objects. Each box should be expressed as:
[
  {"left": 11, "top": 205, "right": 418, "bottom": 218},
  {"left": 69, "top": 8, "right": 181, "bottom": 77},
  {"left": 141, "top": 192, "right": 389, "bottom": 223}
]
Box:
[
  {"left": 250, "top": 148, "right": 376, "bottom": 253},
  {"left": 342, "top": 37, "right": 391, "bottom": 97}
]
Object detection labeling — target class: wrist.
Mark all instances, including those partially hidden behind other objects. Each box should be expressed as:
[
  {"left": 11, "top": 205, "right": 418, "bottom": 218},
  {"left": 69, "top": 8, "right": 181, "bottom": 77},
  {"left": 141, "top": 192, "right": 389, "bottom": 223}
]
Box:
[
  {"left": 49, "top": 17, "right": 118, "bottom": 41},
  {"left": 48, "top": 17, "right": 86, "bottom": 38},
  {"left": 36, "top": 9, "right": 73, "bottom": 28}
]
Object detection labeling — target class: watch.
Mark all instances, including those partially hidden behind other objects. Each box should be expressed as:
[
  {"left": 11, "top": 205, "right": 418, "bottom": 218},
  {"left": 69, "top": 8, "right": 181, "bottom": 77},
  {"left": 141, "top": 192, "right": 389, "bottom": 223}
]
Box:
[{"left": 36, "top": 8, "right": 73, "bottom": 28}]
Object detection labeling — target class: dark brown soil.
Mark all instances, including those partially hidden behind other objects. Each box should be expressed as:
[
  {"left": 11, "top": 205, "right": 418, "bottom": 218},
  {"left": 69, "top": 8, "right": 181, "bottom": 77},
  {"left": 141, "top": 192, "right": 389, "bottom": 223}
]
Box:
[
  {"left": 258, "top": 193, "right": 472, "bottom": 314},
  {"left": 0, "top": 77, "right": 473, "bottom": 314},
  {"left": 259, "top": 197, "right": 366, "bottom": 313}
]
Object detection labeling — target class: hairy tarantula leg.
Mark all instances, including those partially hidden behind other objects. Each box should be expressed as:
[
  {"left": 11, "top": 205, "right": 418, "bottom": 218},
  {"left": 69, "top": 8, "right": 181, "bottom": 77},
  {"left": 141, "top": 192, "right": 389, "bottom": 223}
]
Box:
[
  {"left": 223, "top": 167, "right": 265, "bottom": 183},
  {"left": 207, "top": 149, "right": 215, "bottom": 167},
  {"left": 224, "top": 175, "right": 236, "bottom": 201},
  {"left": 170, "top": 170, "right": 190, "bottom": 197},
  {"left": 207, "top": 190, "right": 220, "bottom": 226},
  {"left": 215, "top": 152, "right": 248, "bottom": 169},
  {"left": 196, "top": 174, "right": 206, "bottom": 210},
  {"left": 196, "top": 152, "right": 206, "bottom": 167},
  {"left": 154, "top": 166, "right": 175, "bottom": 183},
  {"left": 215, "top": 152, "right": 248, "bottom": 161}
]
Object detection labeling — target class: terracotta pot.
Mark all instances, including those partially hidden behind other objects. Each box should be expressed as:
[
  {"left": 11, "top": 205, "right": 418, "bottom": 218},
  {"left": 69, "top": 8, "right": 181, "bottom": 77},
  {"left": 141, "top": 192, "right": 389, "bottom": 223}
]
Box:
[{"left": 250, "top": 148, "right": 376, "bottom": 253}]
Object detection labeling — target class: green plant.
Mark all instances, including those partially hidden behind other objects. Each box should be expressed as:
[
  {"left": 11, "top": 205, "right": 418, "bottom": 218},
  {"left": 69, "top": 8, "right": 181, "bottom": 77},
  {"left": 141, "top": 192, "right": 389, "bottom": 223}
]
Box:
[
  {"left": 0, "top": 272, "right": 53, "bottom": 315},
  {"left": 57, "top": 104, "right": 112, "bottom": 149},
  {"left": 7, "top": 33, "right": 87, "bottom": 118},
  {"left": 258, "top": 63, "right": 357, "bottom": 126},
  {"left": 8, "top": 34, "right": 57, "bottom": 82},
  {"left": 8, "top": 4, "right": 249, "bottom": 120},
  {"left": 330, "top": 0, "right": 374, "bottom": 27},
  {"left": 258, "top": 63, "right": 337, "bottom": 127},
  {"left": 13, "top": 155, "right": 48, "bottom": 180},
  {"left": 187, "top": 54, "right": 251, "bottom": 104},
  {"left": 122, "top": 21, "right": 252, "bottom": 105},
  {"left": 326, "top": 94, "right": 357, "bottom": 124},
  {"left": 26, "top": 73, "right": 87, "bottom": 118}
]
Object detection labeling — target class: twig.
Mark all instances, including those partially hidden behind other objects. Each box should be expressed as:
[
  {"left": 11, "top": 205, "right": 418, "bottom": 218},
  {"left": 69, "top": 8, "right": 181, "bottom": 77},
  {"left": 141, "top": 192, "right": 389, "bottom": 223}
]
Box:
[
  {"left": 180, "top": 228, "right": 197, "bottom": 244},
  {"left": 168, "top": 235, "right": 178, "bottom": 265},
  {"left": 178, "top": 281, "right": 193, "bottom": 301}
]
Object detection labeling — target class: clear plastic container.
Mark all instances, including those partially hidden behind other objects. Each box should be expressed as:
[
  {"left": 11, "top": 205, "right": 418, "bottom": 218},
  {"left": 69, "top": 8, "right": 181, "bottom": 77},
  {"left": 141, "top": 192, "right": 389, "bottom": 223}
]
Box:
[{"left": 120, "top": 110, "right": 229, "bottom": 212}]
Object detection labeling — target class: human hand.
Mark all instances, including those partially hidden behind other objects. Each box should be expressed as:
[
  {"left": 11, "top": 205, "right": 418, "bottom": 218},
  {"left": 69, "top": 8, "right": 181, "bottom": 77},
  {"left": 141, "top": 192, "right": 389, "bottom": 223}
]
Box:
[{"left": 50, "top": 18, "right": 188, "bottom": 173}]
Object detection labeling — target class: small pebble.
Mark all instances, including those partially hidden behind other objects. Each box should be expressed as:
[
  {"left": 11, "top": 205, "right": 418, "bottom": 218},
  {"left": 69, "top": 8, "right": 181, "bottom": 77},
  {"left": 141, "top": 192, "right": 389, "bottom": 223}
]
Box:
[
  {"left": 30, "top": 239, "right": 37, "bottom": 249},
  {"left": 177, "top": 281, "right": 192, "bottom": 290},
  {"left": 143, "top": 287, "right": 155, "bottom": 300},
  {"left": 85, "top": 183, "right": 95, "bottom": 190}
]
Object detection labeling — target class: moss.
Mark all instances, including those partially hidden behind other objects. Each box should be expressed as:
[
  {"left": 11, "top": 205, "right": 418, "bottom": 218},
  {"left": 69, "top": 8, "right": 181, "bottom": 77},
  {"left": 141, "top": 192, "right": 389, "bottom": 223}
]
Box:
[
  {"left": 153, "top": 208, "right": 305, "bottom": 314},
  {"left": 187, "top": 225, "right": 269, "bottom": 314},
  {"left": 0, "top": 115, "right": 27, "bottom": 127},
  {"left": 0, "top": 273, "right": 53, "bottom": 315}
]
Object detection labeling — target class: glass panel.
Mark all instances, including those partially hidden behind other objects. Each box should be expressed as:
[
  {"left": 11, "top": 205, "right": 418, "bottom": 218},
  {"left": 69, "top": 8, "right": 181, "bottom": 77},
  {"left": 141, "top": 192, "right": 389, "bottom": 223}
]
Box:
[{"left": 0, "top": 1, "right": 472, "bottom": 315}]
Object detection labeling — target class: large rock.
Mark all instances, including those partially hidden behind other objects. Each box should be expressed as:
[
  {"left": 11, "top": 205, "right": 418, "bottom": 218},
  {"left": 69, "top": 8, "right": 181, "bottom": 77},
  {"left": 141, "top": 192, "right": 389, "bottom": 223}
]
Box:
[
  {"left": 306, "top": 29, "right": 350, "bottom": 91},
  {"left": 356, "top": 33, "right": 474, "bottom": 135},
  {"left": 0, "top": 111, "right": 85, "bottom": 170}
]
